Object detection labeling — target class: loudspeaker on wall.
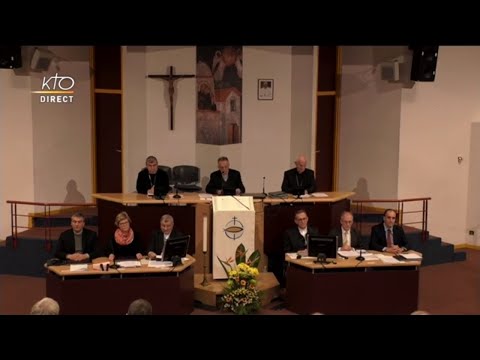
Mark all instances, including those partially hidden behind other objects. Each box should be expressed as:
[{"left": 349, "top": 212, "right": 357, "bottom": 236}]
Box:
[
  {"left": 30, "top": 48, "right": 54, "bottom": 71},
  {"left": 0, "top": 46, "right": 22, "bottom": 69},
  {"left": 410, "top": 46, "right": 439, "bottom": 82}
]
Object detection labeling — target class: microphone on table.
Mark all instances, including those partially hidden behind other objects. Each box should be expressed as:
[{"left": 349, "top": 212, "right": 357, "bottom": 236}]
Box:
[
  {"left": 110, "top": 254, "right": 119, "bottom": 269},
  {"left": 262, "top": 176, "right": 267, "bottom": 196},
  {"left": 355, "top": 249, "right": 365, "bottom": 261},
  {"left": 173, "top": 182, "right": 181, "bottom": 199}
]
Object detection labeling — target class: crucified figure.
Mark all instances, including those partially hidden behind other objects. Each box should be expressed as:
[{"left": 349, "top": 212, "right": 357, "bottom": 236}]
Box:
[{"left": 147, "top": 66, "right": 195, "bottom": 130}]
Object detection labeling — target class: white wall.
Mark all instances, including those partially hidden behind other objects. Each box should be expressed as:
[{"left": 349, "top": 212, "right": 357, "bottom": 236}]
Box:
[
  {"left": 339, "top": 46, "right": 402, "bottom": 201},
  {"left": 0, "top": 69, "right": 35, "bottom": 239},
  {"left": 340, "top": 46, "right": 480, "bottom": 245},
  {"left": 0, "top": 46, "right": 92, "bottom": 240},
  {"left": 399, "top": 46, "right": 480, "bottom": 245},
  {"left": 124, "top": 46, "right": 147, "bottom": 192},
  {"left": 290, "top": 46, "right": 314, "bottom": 165},
  {"left": 31, "top": 46, "right": 92, "bottom": 204},
  {"left": 466, "top": 123, "right": 480, "bottom": 246}
]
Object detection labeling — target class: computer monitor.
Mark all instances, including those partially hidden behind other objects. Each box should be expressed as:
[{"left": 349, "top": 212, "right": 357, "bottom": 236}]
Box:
[
  {"left": 161, "top": 235, "right": 190, "bottom": 262},
  {"left": 307, "top": 235, "right": 338, "bottom": 259}
]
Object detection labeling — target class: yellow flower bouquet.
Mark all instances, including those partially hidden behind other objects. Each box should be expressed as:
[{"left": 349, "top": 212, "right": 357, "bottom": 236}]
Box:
[{"left": 221, "top": 262, "right": 261, "bottom": 315}]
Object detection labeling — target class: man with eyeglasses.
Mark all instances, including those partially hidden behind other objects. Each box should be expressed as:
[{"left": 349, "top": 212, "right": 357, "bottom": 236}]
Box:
[{"left": 283, "top": 209, "right": 320, "bottom": 254}]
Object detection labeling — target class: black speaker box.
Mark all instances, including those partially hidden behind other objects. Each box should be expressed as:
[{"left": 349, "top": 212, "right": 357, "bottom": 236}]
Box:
[
  {"left": 0, "top": 46, "right": 22, "bottom": 69},
  {"left": 410, "top": 46, "right": 439, "bottom": 82}
]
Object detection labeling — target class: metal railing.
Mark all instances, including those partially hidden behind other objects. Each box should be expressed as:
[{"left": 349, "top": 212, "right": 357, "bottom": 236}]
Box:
[
  {"left": 350, "top": 197, "right": 431, "bottom": 241},
  {"left": 6, "top": 200, "right": 96, "bottom": 251}
]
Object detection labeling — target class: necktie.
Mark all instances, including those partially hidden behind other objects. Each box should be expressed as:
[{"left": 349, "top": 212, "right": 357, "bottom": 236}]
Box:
[
  {"left": 387, "top": 229, "right": 393, "bottom": 247},
  {"left": 343, "top": 231, "right": 349, "bottom": 246}
]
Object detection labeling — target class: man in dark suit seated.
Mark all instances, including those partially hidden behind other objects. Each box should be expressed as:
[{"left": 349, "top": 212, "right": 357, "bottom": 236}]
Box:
[
  {"left": 147, "top": 214, "right": 184, "bottom": 259},
  {"left": 136, "top": 155, "right": 170, "bottom": 197},
  {"left": 205, "top": 156, "right": 246, "bottom": 195},
  {"left": 283, "top": 209, "right": 320, "bottom": 254},
  {"left": 54, "top": 212, "right": 102, "bottom": 262},
  {"left": 328, "top": 210, "right": 364, "bottom": 250},
  {"left": 370, "top": 209, "right": 408, "bottom": 254},
  {"left": 281, "top": 154, "right": 316, "bottom": 195}
]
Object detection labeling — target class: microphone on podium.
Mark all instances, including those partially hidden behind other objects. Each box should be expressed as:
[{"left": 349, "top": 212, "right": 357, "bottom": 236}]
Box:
[
  {"left": 262, "top": 176, "right": 267, "bottom": 196},
  {"left": 173, "top": 182, "right": 181, "bottom": 199}
]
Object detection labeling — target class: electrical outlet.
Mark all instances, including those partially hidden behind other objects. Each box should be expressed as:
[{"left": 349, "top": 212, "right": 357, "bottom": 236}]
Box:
[{"left": 469, "top": 230, "right": 475, "bottom": 235}]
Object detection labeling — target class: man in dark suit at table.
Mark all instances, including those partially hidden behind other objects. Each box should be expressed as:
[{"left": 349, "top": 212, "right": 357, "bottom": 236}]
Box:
[
  {"left": 370, "top": 209, "right": 408, "bottom": 254},
  {"left": 147, "top": 214, "right": 184, "bottom": 259},
  {"left": 54, "top": 212, "right": 102, "bottom": 262},
  {"left": 136, "top": 155, "right": 170, "bottom": 197},
  {"left": 281, "top": 154, "right": 316, "bottom": 195},
  {"left": 328, "top": 210, "right": 364, "bottom": 250},
  {"left": 205, "top": 156, "right": 246, "bottom": 195},
  {"left": 283, "top": 209, "right": 320, "bottom": 254}
]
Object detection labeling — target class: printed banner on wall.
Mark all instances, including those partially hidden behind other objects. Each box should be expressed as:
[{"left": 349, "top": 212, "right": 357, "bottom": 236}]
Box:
[{"left": 196, "top": 46, "right": 243, "bottom": 145}]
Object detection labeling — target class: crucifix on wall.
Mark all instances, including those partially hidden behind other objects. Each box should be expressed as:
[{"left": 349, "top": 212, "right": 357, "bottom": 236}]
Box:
[{"left": 147, "top": 66, "right": 196, "bottom": 130}]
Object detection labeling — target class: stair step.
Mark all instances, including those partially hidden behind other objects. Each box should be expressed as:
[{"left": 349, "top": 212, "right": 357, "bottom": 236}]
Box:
[{"left": 453, "top": 251, "right": 467, "bottom": 262}]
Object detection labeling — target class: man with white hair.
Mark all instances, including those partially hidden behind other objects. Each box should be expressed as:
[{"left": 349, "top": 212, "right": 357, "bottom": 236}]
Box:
[
  {"left": 30, "top": 297, "right": 60, "bottom": 315},
  {"left": 281, "top": 154, "right": 316, "bottom": 195}
]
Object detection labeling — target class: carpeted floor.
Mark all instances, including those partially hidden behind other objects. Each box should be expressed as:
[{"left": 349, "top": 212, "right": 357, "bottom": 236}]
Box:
[{"left": 1, "top": 249, "right": 478, "bottom": 315}]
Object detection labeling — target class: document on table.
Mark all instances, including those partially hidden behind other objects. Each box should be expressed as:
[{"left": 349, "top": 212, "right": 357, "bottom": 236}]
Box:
[
  {"left": 399, "top": 253, "right": 423, "bottom": 260},
  {"left": 376, "top": 254, "right": 401, "bottom": 264},
  {"left": 148, "top": 260, "right": 173, "bottom": 268},
  {"left": 70, "top": 264, "right": 88, "bottom": 271},
  {"left": 116, "top": 260, "right": 141, "bottom": 268},
  {"left": 311, "top": 192, "right": 328, "bottom": 198}
]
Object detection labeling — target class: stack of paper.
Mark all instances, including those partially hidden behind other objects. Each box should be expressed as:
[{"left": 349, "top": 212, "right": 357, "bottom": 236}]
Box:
[
  {"left": 199, "top": 193, "right": 213, "bottom": 200},
  {"left": 116, "top": 260, "right": 141, "bottom": 268},
  {"left": 148, "top": 260, "right": 173, "bottom": 268},
  {"left": 311, "top": 192, "right": 328, "bottom": 198},
  {"left": 70, "top": 264, "right": 88, "bottom": 271}
]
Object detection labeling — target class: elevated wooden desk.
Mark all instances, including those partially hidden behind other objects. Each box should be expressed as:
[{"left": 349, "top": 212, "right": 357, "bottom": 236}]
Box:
[
  {"left": 92, "top": 193, "right": 269, "bottom": 274},
  {"left": 285, "top": 252, "right": 420, "bottom": 314},
  {"left": 92, "top": 193, "right": 211, "bottom": 272},
  {"left": 46, "top": 256, "right": 196, "bottom": 315},
  {"left": 263, "top": 192, "right": 354, "bottom": 284}
]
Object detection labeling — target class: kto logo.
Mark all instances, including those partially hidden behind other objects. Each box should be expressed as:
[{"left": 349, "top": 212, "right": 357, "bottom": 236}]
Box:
[{"left": 32, "top": 73, "right": 75, "bottom": 103}]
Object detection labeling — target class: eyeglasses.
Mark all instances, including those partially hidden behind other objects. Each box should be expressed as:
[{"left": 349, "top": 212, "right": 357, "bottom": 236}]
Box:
[{"left": 118, "top": 221, "right": 129, "bottom": 226}]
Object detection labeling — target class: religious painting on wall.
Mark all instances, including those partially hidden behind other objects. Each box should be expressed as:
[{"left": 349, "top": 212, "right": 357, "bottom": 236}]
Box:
[{"left": 196, "top": 46, "right": 242, "bottom": 145}]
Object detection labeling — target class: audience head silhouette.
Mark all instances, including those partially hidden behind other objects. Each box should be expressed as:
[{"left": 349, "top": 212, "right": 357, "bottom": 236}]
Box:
[
  {"left": 127, "top": 298, "right": 153, "bottom": 315},
  {"left": 30, "top": 297, "right": 60, "bottom": 315},
  {"left": 410, "top": 310, "right": 430, "bottom": 315}
]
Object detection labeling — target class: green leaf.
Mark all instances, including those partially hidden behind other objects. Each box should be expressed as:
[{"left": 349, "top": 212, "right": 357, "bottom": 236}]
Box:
[
  {"left": 247, "top": 250, "right": 261, "bottom": 268},
  {"left": 235, "top": 243, "right": 246, "bottom": 265},
  {"left": 216, "top": 255, "right": 231, "bottom": 277}
]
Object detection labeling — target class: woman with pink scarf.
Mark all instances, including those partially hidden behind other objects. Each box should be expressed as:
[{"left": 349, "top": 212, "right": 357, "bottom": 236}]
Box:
[{"left": 107, "top": 211, "right": 143, "bottom": 261}]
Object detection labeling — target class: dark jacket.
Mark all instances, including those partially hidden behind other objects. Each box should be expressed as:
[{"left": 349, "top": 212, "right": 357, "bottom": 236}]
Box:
[
  {"left": 281, "top": 168, "right": 316, "bottom": 194},
  {"left": 136, "top": 168, "right": 170, "bottom": 196},
  {"left": 54, "top": 228, "right": 102, "bottom": 260},
  {"left": 106, "top": 231, "right": 143, "bottom": 259},
  {"left": 205, "top": 169, "right": 246, "bottom": 195},
  {"left": 328, "top": 227, "right": 364, "bottom": 249},
  {"left": 370, "top": 223, "right": 408, "bottom": 251},
  {"left": 283, "top": 225, "right": 320, "bottom": 253},
  {"left": 148, "top": 228, "right": 184, "bottom": 255}
]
